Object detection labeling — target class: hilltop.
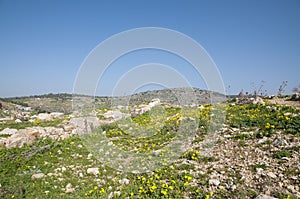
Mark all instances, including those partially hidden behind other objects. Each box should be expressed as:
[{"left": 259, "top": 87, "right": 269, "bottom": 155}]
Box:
[{"left": 0, "top": 89, "right": 299, "bottom": 199}]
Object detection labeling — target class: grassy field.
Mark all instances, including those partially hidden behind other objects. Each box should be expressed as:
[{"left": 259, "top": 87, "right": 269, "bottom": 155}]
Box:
[{"left": 0, "top": 100, "right": 299, "bottom": 198}]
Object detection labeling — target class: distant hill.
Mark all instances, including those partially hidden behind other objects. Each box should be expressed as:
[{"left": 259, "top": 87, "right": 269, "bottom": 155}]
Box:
[
  {"left": 3, "top": 88, "right": 227, "bottom": 112},
  {"left": 111, "top": 87, "right": 227, "bottom": 106}
]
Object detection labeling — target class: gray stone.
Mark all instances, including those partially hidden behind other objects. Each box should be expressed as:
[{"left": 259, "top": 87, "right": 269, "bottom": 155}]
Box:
[
  {"left": 209, "top": 179, "right": 220, "bottom": 186},
  {"left": 0, "top": 128, "right": 18, "bottom": 135},
  {"left": 255, "top": 194, "right": 277, "bottom": 199},
  {"left": 15, "top": 119, "right": 22, "bottom": 123},
  {"left": 50, "top": 112, "right": 64, "bottom": 119},
  {"left": 31, "top": 173, "right": 45, "bottom": 180},
  {"left": 273, "top": 138, "right": 288, "bottom": 146},
  {"left": 65, "top": 183, "right": 75, "bottom": 193},
  {"left": 267, "top": 172, "right": 277, "bottom": 179},
  {"left": 37, "top": 113, "right": 52, "bottom": 121},
  {"left": 87, "top": 168, "right": 99, "bottom": 176}
]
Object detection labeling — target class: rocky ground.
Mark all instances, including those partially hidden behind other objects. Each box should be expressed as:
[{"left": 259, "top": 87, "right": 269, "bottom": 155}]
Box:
[{"left": 0, "top": 91, "right": 299, "bottom": 198}]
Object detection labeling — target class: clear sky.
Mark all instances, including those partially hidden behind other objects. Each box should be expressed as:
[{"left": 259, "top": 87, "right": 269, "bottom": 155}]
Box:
[{"left": 0, "top": 0, "right": 299, "bottom": 97}]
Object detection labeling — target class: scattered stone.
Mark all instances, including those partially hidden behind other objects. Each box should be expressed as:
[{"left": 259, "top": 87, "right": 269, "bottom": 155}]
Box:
[
  {"left": 87, "top": 153, "right": 93, "bottom": 159},
  {"left": 118, "top": 178, "right": 130, "bottom": 185},
  {"left": 0, "top": 128, "right": 18, "bottom": 135},
  {"left": 50, "top": 112, "right": 64, "bottom": 119},
  {"left": 273, "top": 138, "right": 288, "bottom": 146},
  {"left": 267, "top": 172, "right": 277, "bottom": 179},
  {"left": 63, "top": 125, "right": 75, "bottom": 132},
  {"left": 209, "top": 179, "right": 220, "bottom": 186},
  {"left": 253, "top": 97, "right": 265, "bottom": 105},
  {"left": 87, "top": 168, "right": 99, "bottom": 176},
  {"left": 5, "top": 128, "right": 39, "bottom": 148},
  {"left": 256, "top": 168, "right": 264, "bottom": 174},
  {"left": 103, "top": 110, "right": 130, "bottom": 120},
  {"left": 58, "top": 178, "right": 65, "bottom": 182},
  {"left": 255, "top": 194, "right": 277, "bottom": 199},
  {"left": 37, "top": 113, "right": 52, "bottom": 121},
  {"left": 131, "top": 99, "right": 160, "bottom": 117},
  {"left": 61, "top": 167, "right": 66, "bottom": 172},
  {"left": 65, "top": 183, "right": 75, "bottom": 193},
  {"left": 31, "top": 173, "right": 45, "bottom": 180},
  {"left": 15, "top": 119, "right": 22, "bottom": 123}
]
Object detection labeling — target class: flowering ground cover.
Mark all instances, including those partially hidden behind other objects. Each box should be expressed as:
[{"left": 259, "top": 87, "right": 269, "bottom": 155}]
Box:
[{"left": 0, "top": 100, "right": 299, "bottom": 198}]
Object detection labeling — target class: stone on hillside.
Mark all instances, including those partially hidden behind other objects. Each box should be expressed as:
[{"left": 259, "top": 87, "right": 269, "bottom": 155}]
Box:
[
  {"left": 63, "top": 125, "right": 75, "bottom": 132},
  {"left": 31, "top": 173, "right": 45, "bottom": 180},
  {"left": 87, "top": 168, "right": 99, "bottom": 176},
  {"left": 209, "top": 179, "right": 220, "bottom": 186},
  {"left": 118, "top": 178, "right": 130, "bottom": 185},
  {"left": 0, "top": 128, "right": 18, "bottom": 135},
  {"left": 65, "top": 183, "right": 75, "bottom": 193},
  {"left": 50, "top": 112, "right": 64, "bottom": 119},
  {"left": 43, "top": 127, "right": 64, "bottom": 136},
  {"left": 255, "top": 194, "right": 277, "bottom": 199},
  {"left": 131, "top": 99, "right": 161, "bottom": 117},
  {"left": 252, "top": 97, "right": 265, "bottom": 105},
  {"left": 5, "top": 127, "right": 41, "bottom": 148},
  {"left": 103, "top": 110, "right": 129, "bottom": 120},
  {"left": 267, "top": 172, "right": 277, "bottom": 179},
  {"left": 69, "top": 117, "right": 99, "bottom": 135},
  {"left": 15, "top": 119, "right": 22, "bottom": 123},
  {"left": 273, "top": 138, "right": 288, "bottom": 146},
  {"left": 37, "top": 113, "right": 52, "bottom": 121}
]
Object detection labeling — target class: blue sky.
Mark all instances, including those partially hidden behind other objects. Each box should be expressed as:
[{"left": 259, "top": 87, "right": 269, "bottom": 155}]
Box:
[{"left": 0, "top": 0, "right": 299, "bottom": 97}]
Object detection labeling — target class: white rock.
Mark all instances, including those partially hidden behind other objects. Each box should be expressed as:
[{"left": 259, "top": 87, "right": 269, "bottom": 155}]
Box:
[
  {"left": 5, "top": 128, "right": 39, "bottom": 148},
  {"left": 63, "top": 125, "right": 74, "bottom": 132},
  {"left": 256, "top": 168, "right": 264, "bottom": 174},
  {"left": 255, "top": 194, "right": 277, "bottom": 199},
  {"left": 37, "top": 113, "right": 52, "bottom": 121},
  {"left": 103, "top": 110, "right": 130, "bottom": 120},
  {"left": 87, "top": 168, "right": 99, "bottom": 176},
  {"left": 58, "top": 178, "right": 65, "bottom": 182},
  {"left": 65, "top": 183, "right": 75, "bottom": 193},
  {"left": 61, "top": 167, "right": 67, "bottom": 172},
  {"left": 87, "top": 153, "right": 93, "bottom": 159},
  {"left": 209, "top": 179, "right": 220, "bottom": 186},
  {"left": 118, "top": 178, "right": 130, "bottom": 184},
  {"left": 267, "top": 172, "right": 277, "bottom": 179},
  {"left": 50, "top": 112, "right": 64, "bottom": 118},
  {"left": 31, "top": 173, "right": 45, "bottom": 180},
  {"left": 15, "top": 119, "right": 22, "bottom": 123},
  {"left": 108, "top": 192, "right": 114, "bottom": 199},
  {"left": 0, "top": 128, "right": 18, "bottom": 135}
]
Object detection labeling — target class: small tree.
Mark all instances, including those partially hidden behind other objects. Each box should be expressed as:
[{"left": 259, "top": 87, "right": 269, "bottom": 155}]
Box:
[
  {"left": 292, "top": 85, "right": 300, "bottom": 93},
  {"left": 278, "top": 81, "right": 288, "bottom": 96},
  {"left": 251, "top": 80, "right": 266, "bottom": 97}
]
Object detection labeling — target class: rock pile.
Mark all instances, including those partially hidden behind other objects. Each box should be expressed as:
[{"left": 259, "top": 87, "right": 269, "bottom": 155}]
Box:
[
  {"left": 0, "top": 125, "right": 77, "bottom": 149},
  {"left": 131, "top": 98, "right": 160, "bottom": 117}
]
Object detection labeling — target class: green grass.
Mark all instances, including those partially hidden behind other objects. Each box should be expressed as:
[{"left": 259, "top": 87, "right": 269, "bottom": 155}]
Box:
[
  {"left": 0, "top": 118, "right": 64, "bottom": 132},
  {"left": 273, "top": 149, "right": 291, "bottom": 159},
  {"left": 1, "top": 102, "right": 300, "bottom": 198}
]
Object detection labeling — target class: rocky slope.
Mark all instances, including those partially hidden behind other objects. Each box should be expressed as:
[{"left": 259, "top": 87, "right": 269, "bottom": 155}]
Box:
[{"left": 0, "top": 92, "right": 299, "bottom": 198}]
